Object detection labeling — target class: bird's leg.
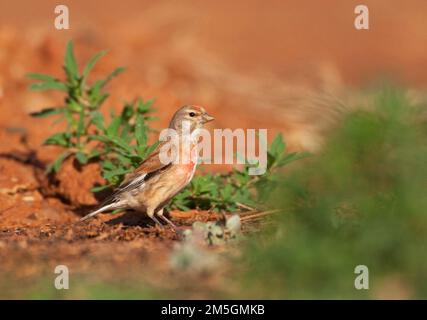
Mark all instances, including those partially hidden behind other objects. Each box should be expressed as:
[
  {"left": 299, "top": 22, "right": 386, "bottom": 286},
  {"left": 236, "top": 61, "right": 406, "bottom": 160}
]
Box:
[
  {"left": 147, "top": 207, "right": 164, "bottom": 228},
  {"left": 157, "top": 208, "right": 177, "bottom": 230}
]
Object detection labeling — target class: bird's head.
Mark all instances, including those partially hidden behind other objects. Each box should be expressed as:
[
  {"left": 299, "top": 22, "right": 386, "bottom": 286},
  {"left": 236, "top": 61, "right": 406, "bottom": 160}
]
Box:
[{"left": 169, "top": 105, "right": 214, "bottom": 133}]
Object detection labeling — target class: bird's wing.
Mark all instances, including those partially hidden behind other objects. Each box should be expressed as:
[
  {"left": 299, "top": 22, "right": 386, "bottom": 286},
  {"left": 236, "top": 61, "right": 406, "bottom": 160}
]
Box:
[
  {"left": 120, "top": 140, "right": 172, "bottom": 188},
  {"left": 102, "top": 140, "right": 173, "bottom": 200},
  {"left": 80, "top": 140, "right": 173, "bottom": 221}
]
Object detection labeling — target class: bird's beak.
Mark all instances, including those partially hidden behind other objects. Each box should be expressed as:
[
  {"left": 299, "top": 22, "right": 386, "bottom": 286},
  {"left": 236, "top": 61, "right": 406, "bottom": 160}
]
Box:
[{"left": 202, "top": 113, "right": 215, "bottom": 123}]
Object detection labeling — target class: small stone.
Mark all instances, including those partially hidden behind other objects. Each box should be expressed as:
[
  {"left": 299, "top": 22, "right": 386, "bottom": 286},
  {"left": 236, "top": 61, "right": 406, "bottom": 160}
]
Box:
[
  {"left": 26, "top": 212, "right": 38, "bottom": 220},
  {"left": 226, "top": 215, "right": 241, "bottom": 233},
  {"left": 22, "top": 196, "right": 35, "bottom": 203}
]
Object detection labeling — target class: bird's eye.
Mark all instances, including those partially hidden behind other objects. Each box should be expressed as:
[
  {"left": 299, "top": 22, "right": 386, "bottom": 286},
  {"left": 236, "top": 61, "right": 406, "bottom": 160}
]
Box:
[{"left": 189, "top": 112, "right": 196, "bottom": 117}]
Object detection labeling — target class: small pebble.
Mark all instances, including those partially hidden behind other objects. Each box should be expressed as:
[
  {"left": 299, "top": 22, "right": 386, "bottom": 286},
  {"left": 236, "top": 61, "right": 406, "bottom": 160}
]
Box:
[{"left": 22, "top": 196, "right": 35, "bottom": 203}]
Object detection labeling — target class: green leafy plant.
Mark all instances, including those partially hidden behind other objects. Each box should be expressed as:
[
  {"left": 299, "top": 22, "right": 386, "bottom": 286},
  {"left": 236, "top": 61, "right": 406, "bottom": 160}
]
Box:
[{"left": 27, "top": 41, "right": 158, "bottom": 189}]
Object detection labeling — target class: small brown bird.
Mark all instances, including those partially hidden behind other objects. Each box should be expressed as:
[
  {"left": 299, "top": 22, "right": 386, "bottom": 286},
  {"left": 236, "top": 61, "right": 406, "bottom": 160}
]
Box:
[{"left": 80, "top": 105, "right": 214, "bottom": 228}]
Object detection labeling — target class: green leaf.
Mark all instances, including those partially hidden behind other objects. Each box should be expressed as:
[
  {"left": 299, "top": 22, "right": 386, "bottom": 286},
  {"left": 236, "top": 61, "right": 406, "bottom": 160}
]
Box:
[
  {"left": 76, "top": 151, "right": 88, "bottom": 164},
  {"left": 27, "top": 73, "right": 58, "bottom": 82},
  {"left": 95, "top": 93, "right": 110, "bottom": 108},
  {"left": 121, "top": 103, "right": 134, "bottom": 120},
  {"left": 135, "top": 113, "right": 147, "bottom": 147},
  {"left": 137, "top": 98, "right": 155, "bottom": 113},
  {"left": 117, "top": 154, "right": 132, "bottom": 165},
  {"left": 90, "top": 134, "right": 134, "bottom": 154},
  {"left": 30, "top": 107, "right": 65, "bottom": 118},
  {"left": 43, "top": 132, "right": 70, "bottom": 147},
  {"left": 91, "top": 184, "right": 110, "bottom": 193},
  {"left": 28, "top": 81, "right": 68, "bottom": 92},
  {"left": 52, "top": 115, "right": 66, "bottom": 125},
  {"left": 175, "top": 203, "right": 190, "bottom": 211},
  {"left": 89, "top": 111, "right": 105, "bottom": 131},
  {"left": 82, "top": 50, "right": 107, "bottom": 83},
  {"left": 88, "top": 148, "right": 102, "bottom": 159},
  {"left": 220, "top": 184, "right": 233, "bottom": 200},
  {"left": 46, "top": 151, "right": 71, "bottom": 173},
  {"left": 101, "top": 160, "right": 115, "bottom": 170},
  {"left": 141, "top": 141, "right": 160, "bottom": 158},
  {"left": 67, "top": 99, "right": 83, "bottom": 113},
  {"left": 76, "top": 108, "right": 85, "bottom": 142},
  {"left": 120, "top": 122, "right": 132, "bottom": 142},
  {"left": 89, "top": 80, "right": 103, "bottom": 97},
  {"left": 270, "top": 133, "right": 286, "bottom": 157},
  {"left": 64, "top": 40, "right": 79, "bottom": 80},
  {"left": 102, "top": 167, "right": 131, "bottom": 180},
  {"left": 277, "top": 151, "right": 311, "bottom": 167},
  {"left": 64, "top": 107, "right": 74, "bottom": 131},
  {"left": 106, "top": 117, "right": 121, "bottom": 137},
  {"left": 100, "top": 67, "right": 125, "bottom": 88}
]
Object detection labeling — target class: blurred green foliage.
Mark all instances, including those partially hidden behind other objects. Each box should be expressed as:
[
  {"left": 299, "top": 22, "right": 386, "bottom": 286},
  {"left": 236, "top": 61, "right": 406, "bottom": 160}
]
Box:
[{"left": 239, "top": 87, "right": 427, "bottom": 298}]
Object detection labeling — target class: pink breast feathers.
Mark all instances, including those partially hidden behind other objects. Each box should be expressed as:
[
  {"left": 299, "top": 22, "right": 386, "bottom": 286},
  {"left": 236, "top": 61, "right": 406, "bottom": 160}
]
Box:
[{"left": 184, "top": 145, "right": 198, "bottom": 183}]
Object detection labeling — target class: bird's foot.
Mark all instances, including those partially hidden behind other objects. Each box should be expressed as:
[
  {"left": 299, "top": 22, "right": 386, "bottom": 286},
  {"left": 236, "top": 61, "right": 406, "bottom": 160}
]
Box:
[
  {"left": 159, "top": 215, "right": 177, "bottom": 231},
  {"left": 150, "top": 215, "right": 164, "bottom": 229}
]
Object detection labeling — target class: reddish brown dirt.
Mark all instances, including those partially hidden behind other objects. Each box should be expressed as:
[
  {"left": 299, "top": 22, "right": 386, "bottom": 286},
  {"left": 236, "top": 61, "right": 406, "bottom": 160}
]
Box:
[{"left": 0, "top": 1, "right": 426, "bottom": 298}]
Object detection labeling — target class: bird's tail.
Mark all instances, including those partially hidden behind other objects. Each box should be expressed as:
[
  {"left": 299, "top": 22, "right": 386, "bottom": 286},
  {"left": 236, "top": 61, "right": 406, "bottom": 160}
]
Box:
[{"left": 80, "top": 202, "right": 121, "bottom": 222}]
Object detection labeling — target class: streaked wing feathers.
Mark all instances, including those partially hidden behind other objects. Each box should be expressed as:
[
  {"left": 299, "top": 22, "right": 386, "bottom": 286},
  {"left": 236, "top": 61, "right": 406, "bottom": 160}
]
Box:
[
  {"left": 97, "top": 141, "right": 172, "bottom": 207},
  {"left": 120, "top": 140, "right": 171, "bottom": 186}
]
